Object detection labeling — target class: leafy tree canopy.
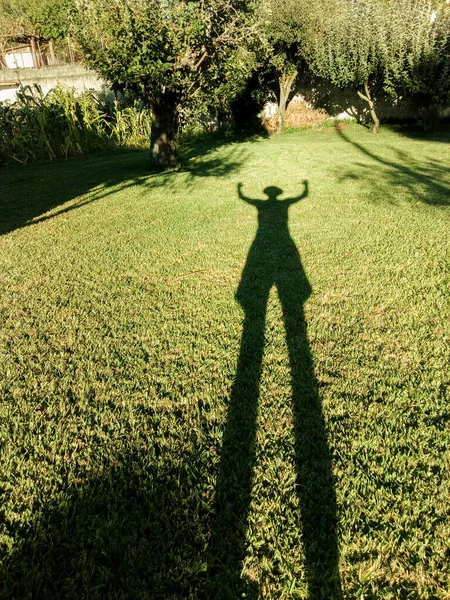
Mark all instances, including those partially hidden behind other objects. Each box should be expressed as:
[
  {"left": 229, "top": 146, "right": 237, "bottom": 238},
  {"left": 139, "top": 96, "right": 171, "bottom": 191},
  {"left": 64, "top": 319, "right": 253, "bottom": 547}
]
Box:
[
  {"left": 73, "top": 0, "right": 261, "bottom": 166},
  {"left": 0, "top": 0, "right": 72, "bottom": 39},
  {"left": 303, "top": 0, "right": 450, "bottom": 131}
]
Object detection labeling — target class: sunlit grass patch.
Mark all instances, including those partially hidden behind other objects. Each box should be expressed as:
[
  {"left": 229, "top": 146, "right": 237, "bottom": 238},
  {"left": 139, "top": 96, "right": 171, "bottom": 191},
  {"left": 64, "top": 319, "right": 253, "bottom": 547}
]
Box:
[{"left": 0, "top": 124, "right": 449, "bottom": 599}]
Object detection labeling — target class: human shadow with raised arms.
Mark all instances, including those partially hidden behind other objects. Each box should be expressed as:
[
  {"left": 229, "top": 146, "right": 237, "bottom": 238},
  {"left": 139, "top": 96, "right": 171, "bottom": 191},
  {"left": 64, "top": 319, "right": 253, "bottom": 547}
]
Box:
[{"left": 207, "top": 182, "right": 342, "bottom": 599}]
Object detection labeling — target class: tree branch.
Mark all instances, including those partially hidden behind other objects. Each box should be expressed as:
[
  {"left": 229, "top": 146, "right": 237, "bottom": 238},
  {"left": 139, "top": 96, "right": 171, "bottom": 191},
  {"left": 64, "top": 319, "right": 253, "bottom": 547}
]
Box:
[
  {"left": 357, "top": 90, "right": 370, "bottom": 103},
  {"left": 194, "top": 49, "right": 208, "bottom": 70}
]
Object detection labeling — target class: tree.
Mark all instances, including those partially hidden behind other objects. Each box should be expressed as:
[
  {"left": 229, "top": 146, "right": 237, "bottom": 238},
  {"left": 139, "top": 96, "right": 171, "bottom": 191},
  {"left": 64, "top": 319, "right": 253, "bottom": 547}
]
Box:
[
  {"left": 257, "top": 0, "right": 332, "bottom": 132},
  {"left": 259, "top": 0, "right": 308, "bottom": 131},
  {"left": 0, "top": 0, "right": 73, "bottom": 65},
  {"left": 0, "top": 0, "right": 68, "bottom": 37},
  {"left": 0, "top": 0, "right": 36, "bottom": 36},
  {"left": 72, "top": 0, "right": 260, "bottom": 168},
  {"left": 405, "top": 1, "right": 450, "bottom": 110},
  {"left": 33, "top": 0, "right": 72, "bottom": 40},
  {"left": 303, "top": 0, "right": 450, "bottom": 133}
]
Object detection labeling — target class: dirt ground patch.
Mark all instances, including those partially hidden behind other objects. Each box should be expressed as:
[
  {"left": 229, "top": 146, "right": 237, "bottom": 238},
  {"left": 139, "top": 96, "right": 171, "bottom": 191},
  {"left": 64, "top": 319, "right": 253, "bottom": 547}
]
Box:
[{"left": 262, "top": 98, "right": 328, "bottom": 132}]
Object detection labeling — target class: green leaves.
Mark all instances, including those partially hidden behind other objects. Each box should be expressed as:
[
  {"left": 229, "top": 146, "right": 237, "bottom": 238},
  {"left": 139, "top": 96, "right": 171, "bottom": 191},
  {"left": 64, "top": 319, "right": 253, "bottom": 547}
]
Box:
[
  {"left": 0, "top": 86, "right": 152, "bottom": 164},
  {"left": 72, "top": 0, "right": 260, "bottom": 119},
  {"left": 0, "top": 0, "right": 72, "bottom": 39},
  {"left": 304, "top": 0, "right": 450, "bottom": 101}
]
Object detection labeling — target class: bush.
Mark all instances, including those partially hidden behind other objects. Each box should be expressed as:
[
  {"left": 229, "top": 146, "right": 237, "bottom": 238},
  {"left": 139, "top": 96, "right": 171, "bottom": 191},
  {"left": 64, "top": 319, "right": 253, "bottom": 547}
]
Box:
[{"left": 0, "top": 85, "right": 152, "bottom": 164}]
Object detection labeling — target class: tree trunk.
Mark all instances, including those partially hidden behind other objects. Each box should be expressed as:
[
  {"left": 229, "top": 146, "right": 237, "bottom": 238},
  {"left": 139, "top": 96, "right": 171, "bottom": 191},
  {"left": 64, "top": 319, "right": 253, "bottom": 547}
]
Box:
[
  {"left": 149, "top": 94, "right": 179, "bottom": 169},
  {"left": 278, "top": 70, "right": 298, "bottom": 133},
  {"left": 67, "top": 38, "right": 74, "bottom": 63},
  {"left": 357, "top": 80, "right": 380, "bottom": 134}
]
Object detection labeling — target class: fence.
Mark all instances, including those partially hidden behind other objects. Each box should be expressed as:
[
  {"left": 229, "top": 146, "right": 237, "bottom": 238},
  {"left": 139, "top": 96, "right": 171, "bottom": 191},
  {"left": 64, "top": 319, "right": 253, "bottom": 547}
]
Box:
[{"left": 0, "top": 36, "right": 79, "bottom": 71}]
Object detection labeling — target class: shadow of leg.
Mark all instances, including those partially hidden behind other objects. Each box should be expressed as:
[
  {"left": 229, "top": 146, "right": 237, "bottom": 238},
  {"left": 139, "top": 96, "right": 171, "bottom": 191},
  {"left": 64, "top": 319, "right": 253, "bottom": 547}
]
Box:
[
  {"left": 281, "top": 299, "right": 342, "bottom": 600},
  {"left": 206, "top": 301, "right": 268, "bottom": 599}
]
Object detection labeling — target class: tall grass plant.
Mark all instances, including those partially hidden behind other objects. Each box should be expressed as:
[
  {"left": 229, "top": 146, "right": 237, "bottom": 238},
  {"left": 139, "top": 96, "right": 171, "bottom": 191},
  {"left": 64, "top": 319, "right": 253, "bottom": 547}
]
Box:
[{"left": 0, "top": 85, "right": 152, "bottom": 164}]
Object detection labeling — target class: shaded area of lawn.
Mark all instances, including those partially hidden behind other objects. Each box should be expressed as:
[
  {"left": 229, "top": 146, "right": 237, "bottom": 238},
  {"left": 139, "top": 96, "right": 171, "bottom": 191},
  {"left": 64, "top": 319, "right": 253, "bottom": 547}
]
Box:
[
  {"left": 335, "top": 126, "right": 450, "bottom": 206},
  {"left": 2, "top": 451, "right": 210, "bottom": 599},
  {"left": 392, "top": 122, "right": 450, "bottom": 144},
  {"left": 0, "top": 135, "right": 250, "bottom": 237},
  {"left": 1, "top": 125, "right": 449, "bottom": 599}
]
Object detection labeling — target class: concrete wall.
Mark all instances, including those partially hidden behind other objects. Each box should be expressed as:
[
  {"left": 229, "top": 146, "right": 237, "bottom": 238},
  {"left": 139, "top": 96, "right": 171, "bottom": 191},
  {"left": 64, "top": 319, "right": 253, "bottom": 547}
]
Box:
[
  {"left": 289, "top": 76, "right": 420, "bottom": 122},
  {"left": 259, "top": 73, "right": 428, "bottom": 124},
  {"left": 0, "top": 64, "right": 105, "bottom": 103},
  {"left": 1, "top": 63, "right": 444, "bottom": 123},
  {"left": 303, "top": 83, "right": 419, "bottom": 122}
]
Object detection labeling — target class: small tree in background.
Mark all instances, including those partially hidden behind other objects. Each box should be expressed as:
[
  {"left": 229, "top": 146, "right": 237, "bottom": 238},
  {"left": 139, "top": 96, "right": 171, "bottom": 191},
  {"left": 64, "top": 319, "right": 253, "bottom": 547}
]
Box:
[
  {"left": 32, "top": 0, "right": 72, "bottom": 41},
  {"left": 260, "top": 0, "right": 308, "bottom": 131},
  {"left": 0, "top": 0, "right": 74, "bottom": 65},
  {"left": 303, "top": 0, "right": 450, "bottom": 133},
  {"left": 258, "top": 0, "right": 339, "bottom": 132},
  {"left": 0, "top": 0, "right": 37, "bottom": 43},
  {"left": 0, "top": 0, "right": 70, "bottom": 37},
  {"left": 73, "top": 0, "right": 260, "bottom": 168}
]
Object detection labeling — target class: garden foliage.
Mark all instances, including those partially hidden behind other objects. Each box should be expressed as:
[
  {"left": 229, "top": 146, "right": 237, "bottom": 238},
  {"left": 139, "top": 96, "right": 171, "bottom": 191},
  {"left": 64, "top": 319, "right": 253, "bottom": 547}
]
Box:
[
  {"left": 302, "top": 0, "right": 450, "bottom": 131},
  {"left": 0, "top": 85, "right": 152, "bottom": 164},
  {"left": 72, "top": 0, "right": 261, "bottom": 166}
]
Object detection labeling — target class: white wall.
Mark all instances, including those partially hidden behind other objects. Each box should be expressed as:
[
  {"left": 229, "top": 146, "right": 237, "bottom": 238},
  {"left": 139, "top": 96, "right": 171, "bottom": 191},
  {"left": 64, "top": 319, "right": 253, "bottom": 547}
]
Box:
[
  {"left": 0, "top": 64, "right": 105, "bottom": 104},
  {"left": 0, "top": 86, "right": 18, "bottom": 103},
  {"left": 5, "top": 51, "right": 34, "bottom": 69}
]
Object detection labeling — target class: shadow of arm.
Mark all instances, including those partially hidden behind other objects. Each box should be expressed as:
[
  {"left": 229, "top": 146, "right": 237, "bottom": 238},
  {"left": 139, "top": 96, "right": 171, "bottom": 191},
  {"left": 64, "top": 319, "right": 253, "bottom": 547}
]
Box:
[
  {"left": 237, "top": 183, "right": 260, "bottom": 207},
  {"left": 286, "top": 180, "right": 309, "bottom": 205}
]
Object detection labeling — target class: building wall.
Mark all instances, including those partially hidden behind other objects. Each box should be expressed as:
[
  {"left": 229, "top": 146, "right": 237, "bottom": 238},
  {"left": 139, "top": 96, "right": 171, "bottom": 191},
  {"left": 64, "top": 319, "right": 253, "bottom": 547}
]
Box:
[
  {"left": 5, "top": 51, "right": 34, "bottom": 70},
  {"left": 0, "top": 64, "right": 105, "bottom": 103}
]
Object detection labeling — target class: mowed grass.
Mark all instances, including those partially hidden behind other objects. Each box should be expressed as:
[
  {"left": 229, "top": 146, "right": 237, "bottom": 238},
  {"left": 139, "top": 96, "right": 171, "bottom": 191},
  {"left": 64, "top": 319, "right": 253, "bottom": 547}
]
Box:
[{"left": 0, "top": 124, "right": 449, "bottom": 599}]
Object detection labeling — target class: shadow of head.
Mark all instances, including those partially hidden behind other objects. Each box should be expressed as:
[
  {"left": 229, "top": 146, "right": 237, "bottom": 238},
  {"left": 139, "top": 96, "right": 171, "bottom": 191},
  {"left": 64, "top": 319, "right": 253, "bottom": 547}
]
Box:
[{"left": 263, "top": 185, "right": 283, "bottom": 200}]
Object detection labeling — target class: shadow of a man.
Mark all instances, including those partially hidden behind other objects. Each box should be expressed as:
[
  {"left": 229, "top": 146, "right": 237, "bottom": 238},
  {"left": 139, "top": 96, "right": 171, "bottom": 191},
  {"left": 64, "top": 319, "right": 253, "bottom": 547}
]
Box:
[{"left": 207, "top": 183, "right": 341, "bottom": 599}]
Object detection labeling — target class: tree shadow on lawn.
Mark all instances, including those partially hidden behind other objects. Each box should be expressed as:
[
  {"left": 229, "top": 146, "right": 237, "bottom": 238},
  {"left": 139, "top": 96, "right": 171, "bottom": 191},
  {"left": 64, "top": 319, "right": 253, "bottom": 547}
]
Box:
[
  {"left": 1, "top": 181, "right": 342, "bottom": 600},
  {"left": 391, "top": 122, "right": 450, "bottom": 144},
  {"left": 335, "top": 127, "right": 450, "bottom": 206},
  {"left": 206, "top": 183, "right": 342, "bottom": 599},
  {"left": 0, "top": 135, "right": 251, "bottom": 237},
  {"left": 1, "top": 448, "right": 212, "bottom": 600}
]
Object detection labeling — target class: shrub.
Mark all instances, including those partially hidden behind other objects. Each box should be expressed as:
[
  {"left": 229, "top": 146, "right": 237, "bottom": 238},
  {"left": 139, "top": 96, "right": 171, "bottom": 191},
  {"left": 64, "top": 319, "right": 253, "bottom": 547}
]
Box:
[{"left": 0, "top": 85, "right": 152, "bottom": 164}]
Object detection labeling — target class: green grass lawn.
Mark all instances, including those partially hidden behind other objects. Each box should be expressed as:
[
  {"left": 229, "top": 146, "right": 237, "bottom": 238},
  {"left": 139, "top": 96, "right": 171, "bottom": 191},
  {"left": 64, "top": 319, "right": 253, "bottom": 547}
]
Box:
[{"left": 0, "top": 124, "right": 449, "bottom": 599}]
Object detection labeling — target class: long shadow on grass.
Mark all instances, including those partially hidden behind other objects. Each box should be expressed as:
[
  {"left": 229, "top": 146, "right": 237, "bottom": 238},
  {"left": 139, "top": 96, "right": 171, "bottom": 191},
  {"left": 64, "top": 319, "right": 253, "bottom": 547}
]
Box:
[
  {"left": 0, "top": 137, "right": 249, "bottom": 236},
  {"left": 335, "top": 127, "right": 450, "bottom": 206},
  {"left": 206, "top": 183, "right": 342, "bottom": 599}
]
